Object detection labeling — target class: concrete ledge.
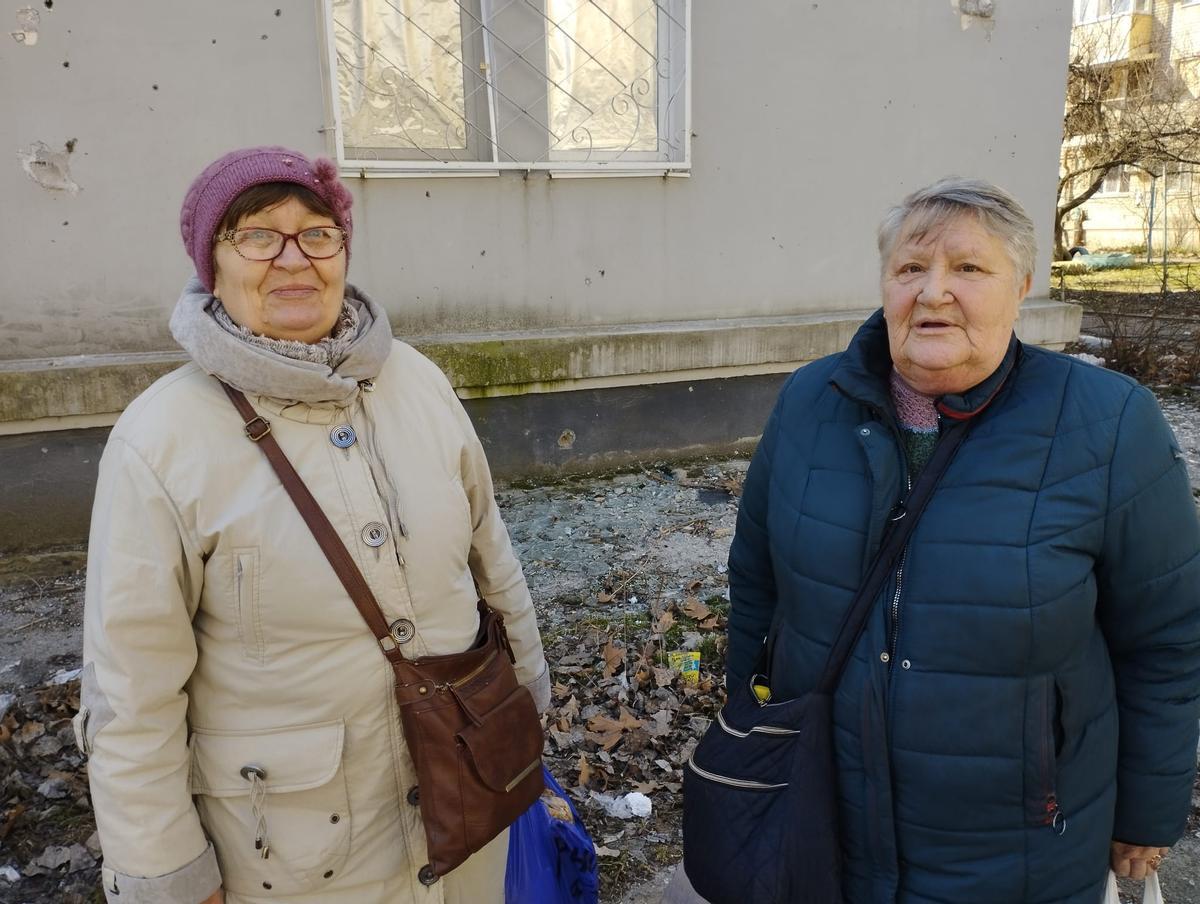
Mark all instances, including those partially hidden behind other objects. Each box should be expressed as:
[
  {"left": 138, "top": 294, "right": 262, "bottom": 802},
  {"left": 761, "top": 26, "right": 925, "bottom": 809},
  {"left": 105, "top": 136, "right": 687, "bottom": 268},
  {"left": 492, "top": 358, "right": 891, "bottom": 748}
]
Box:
[
  {"left": 0, "top": 299, "right": 1079, "bottom": 432},
  {"left": 1015, "top": 298, "right": 1083, "bottom": 350},
  {"left": 0, "top": 371, "right": 788, "bottom": 553}
]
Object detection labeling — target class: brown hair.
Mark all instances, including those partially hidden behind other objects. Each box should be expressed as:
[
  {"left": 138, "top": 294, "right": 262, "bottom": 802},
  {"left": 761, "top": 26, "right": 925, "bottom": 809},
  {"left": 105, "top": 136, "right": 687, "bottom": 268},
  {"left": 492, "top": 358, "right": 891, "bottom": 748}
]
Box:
[{"left": 216, "top": 182, "right": 338, "bottom": 235}]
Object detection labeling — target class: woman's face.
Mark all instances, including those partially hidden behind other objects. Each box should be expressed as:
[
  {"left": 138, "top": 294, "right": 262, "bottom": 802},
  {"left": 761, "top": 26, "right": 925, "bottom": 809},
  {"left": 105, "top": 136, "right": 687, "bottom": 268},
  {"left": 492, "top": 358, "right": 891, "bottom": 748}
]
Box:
[
  {"left": 212, "top": 196, "right": 346, "bottom": 344},
  {"left": 882, "top": 214, "right": 1031, "bottom": 396}
]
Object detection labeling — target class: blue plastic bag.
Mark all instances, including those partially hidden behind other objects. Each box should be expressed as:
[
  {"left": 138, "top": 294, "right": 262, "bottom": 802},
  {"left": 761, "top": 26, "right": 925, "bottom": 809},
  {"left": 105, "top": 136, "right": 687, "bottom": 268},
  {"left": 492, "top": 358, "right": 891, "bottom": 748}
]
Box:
[{"left": 505, "top": 766, "right": 599, "bottom": 904}]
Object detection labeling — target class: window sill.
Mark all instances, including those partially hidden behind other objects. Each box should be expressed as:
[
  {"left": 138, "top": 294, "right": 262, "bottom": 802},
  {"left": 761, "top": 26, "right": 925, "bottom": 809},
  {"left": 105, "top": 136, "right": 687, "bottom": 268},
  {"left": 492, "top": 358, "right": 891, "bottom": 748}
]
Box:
[{"left": 338, "top": 161, "right": 690, "bottom": 179}]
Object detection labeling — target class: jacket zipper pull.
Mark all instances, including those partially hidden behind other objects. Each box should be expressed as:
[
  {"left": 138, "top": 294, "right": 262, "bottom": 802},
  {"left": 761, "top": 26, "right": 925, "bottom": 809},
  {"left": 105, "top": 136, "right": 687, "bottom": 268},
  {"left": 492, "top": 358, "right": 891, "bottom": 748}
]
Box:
[{"left": 1046, "top": 796, "right": 1066, "bottom": 836}]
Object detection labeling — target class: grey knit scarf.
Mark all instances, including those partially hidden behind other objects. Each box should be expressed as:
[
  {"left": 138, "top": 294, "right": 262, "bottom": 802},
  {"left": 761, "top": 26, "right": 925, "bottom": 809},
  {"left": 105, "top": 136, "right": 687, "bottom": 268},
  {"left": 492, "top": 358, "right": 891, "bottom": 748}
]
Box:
[
  {"left": 211, "top": 298, "right": 361, "bottom": 368},
  {"left": 169, "top": 276, "right": 394, "bottom": 406}
]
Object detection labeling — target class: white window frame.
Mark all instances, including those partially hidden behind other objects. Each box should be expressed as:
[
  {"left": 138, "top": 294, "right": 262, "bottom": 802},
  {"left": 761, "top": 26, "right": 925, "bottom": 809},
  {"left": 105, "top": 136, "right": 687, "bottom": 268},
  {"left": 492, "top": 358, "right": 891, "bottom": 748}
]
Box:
[{"left": 321, "top": 0, "right": 691, "bottom": 178}]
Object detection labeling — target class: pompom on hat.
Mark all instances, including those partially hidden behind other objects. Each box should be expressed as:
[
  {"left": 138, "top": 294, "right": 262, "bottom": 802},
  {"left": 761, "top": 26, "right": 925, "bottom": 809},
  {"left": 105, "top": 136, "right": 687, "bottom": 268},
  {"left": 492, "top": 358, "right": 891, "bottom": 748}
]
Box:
[{"left": 180, "top": 146, "right": 353, "bottom": 291}]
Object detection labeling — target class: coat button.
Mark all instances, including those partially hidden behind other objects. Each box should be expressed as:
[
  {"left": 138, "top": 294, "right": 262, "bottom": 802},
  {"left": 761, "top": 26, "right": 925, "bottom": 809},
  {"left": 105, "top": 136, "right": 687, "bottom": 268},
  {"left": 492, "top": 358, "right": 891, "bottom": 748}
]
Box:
[
  {"left": 407, "top": 785, "right": 420, "bottom": 806},
  {"left": 901, "top": 659, "right": 912, "bottom": 670},
  {"left": 418, "top": 865, "right": 439, "bottom": 886},
  {"left": 389, "top": 618, "right": 415, "bottom": 644},
  {"left": 860, "top": 427, "right": 871, "bottom": 436},
  {"left": 330, "top": 424, "right": 357, "bottom": 448},
  {"left": 361, "top": 522, "right": 388, "bottom": 547},
  {"left": 879, "top": 651, "right": 890, "bottom": 663}
]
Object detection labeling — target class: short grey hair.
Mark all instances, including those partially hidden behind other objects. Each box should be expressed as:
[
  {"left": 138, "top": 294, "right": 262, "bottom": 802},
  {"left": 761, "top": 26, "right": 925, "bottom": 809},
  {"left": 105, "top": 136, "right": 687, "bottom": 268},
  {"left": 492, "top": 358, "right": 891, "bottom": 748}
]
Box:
[{"left": 877, "top": 177, "right": 1037, "bottom": 284}]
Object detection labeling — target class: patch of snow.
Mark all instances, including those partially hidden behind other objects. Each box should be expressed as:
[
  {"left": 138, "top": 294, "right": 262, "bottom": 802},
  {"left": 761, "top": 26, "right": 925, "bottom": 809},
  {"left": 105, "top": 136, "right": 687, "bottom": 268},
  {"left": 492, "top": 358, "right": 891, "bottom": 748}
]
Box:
[{"left": 1077, "top": 334, "right": 1111, "bottom": 350}]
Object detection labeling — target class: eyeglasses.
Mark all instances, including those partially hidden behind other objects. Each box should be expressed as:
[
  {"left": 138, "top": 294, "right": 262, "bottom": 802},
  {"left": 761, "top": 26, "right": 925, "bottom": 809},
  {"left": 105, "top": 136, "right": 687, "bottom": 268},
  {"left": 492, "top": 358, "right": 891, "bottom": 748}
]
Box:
[{"left": 216, "top": 226, "right": 346, "bottom": 262}]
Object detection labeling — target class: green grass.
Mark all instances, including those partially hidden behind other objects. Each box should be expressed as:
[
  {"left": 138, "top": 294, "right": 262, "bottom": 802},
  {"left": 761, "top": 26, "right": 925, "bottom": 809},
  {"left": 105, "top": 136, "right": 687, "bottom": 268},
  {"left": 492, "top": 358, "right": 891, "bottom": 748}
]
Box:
[{"left": 1052, "top": 261, "right": 1200, "bottom": 293}]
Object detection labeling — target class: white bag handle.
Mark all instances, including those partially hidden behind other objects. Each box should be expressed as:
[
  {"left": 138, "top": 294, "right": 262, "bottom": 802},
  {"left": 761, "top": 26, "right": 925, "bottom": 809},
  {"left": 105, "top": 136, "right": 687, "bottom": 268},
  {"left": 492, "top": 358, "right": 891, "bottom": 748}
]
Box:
[
  {"left": 1104, "top": 870, "right": 1165, "bottom": 904},
  {"left": 1144, "top": 870, "right": 1164, "bottom": 904}
]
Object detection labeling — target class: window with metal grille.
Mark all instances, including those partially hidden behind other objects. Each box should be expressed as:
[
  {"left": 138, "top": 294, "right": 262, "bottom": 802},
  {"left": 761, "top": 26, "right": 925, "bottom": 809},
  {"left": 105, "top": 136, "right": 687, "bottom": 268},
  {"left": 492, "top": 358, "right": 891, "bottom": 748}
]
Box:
[{"left": 324, "top": 0, "right": 690, "bottom": 175}]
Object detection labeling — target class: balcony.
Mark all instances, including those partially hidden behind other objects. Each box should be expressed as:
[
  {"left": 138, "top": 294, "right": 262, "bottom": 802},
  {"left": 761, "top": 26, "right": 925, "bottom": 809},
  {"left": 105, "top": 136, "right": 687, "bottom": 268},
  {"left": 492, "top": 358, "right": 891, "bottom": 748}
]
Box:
[{"left": 1072, "top": 12, "right": 1154, "bottom": 66}]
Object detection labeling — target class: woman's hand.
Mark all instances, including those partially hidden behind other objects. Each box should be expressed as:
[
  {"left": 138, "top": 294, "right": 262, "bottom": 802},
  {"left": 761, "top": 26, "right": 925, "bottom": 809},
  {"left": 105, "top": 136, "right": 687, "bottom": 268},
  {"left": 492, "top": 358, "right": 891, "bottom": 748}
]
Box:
[
  {"left": 199, "top": 889, "right": 224, "bottom": 904},
  {"left": 1110, "top": 841, "right": 1169, "bottom": 880}
]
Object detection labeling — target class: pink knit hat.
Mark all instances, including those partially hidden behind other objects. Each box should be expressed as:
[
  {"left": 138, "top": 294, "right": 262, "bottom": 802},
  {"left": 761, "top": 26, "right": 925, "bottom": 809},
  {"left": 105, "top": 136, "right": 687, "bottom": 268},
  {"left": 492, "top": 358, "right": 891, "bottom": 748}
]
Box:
[{"left": 180, "top": 146, "right": 354, "bottom": 291}]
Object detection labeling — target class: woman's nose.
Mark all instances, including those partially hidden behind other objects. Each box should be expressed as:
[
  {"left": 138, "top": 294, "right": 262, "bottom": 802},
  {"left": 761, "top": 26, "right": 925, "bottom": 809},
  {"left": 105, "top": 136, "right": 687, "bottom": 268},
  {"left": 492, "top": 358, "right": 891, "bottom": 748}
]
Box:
[
  {"left": 916, "top": 269, "right": 950, "bottom": 302},
  {"left": 273, "top": 237, "right": 311, "bottom": 269}
]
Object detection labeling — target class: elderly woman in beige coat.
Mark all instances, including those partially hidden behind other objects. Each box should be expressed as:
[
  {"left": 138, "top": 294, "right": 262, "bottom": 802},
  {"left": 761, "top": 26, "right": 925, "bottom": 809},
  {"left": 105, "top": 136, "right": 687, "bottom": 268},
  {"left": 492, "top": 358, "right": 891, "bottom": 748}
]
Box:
[{"left": 76, "top": 146, "right": 550, "bottom": 904}]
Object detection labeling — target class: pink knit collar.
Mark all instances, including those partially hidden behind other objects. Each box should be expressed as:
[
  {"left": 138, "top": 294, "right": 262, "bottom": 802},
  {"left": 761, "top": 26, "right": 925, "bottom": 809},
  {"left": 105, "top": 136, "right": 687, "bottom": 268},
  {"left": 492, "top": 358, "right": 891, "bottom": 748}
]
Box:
[{"left": 889, "top": 370, "right": 939, "bottom": 431}]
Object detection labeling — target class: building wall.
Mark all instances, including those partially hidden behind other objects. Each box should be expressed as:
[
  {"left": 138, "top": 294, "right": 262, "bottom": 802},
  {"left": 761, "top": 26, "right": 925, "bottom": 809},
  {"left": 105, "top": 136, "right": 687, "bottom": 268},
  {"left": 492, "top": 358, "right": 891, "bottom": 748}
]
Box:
[
  {"left": 1074, "top": 188, "right": 1200, "bottom": 251},
  {"left": 0, "top": 1, "right": 1078, "bottom": 551},
  {"left": 4, "top": 1, "right": 1072, "bottom": 365}
]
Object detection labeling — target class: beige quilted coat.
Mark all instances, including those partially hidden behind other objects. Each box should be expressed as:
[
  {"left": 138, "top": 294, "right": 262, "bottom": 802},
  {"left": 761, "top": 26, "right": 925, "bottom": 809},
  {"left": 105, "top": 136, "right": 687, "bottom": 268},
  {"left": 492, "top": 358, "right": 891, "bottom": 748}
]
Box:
[{"left": 78, "top": 338, "right": 549, "bottom": 904}]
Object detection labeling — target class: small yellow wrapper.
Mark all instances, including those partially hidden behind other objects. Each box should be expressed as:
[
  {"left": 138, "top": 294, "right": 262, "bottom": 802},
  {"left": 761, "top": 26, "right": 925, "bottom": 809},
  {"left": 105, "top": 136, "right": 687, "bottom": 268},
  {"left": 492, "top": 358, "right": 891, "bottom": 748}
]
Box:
[{"left": 668, "top": 650, "right": 701, "bottom": 684}]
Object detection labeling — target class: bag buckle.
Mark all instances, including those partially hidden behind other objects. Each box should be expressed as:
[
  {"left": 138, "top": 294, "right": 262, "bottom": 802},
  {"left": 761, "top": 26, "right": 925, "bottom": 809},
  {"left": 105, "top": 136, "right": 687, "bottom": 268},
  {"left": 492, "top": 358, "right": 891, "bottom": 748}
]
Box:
[{"left": 243, "top": 416, "right": 272, "bottom": 442}]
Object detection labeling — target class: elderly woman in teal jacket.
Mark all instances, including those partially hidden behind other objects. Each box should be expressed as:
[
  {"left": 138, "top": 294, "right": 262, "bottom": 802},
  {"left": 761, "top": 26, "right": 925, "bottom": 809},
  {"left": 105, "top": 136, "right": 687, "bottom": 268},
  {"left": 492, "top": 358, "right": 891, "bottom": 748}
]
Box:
[{"left": 723, "top": 178, "right": 1200, "bottom": 902}]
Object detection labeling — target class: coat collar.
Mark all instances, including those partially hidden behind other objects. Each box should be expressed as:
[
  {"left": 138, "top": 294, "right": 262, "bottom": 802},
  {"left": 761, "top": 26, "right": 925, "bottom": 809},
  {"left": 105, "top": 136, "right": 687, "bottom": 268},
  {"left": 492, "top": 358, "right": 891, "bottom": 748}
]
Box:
[{"left": 829, "top": 309, "right": 1021, "bottom": 421}]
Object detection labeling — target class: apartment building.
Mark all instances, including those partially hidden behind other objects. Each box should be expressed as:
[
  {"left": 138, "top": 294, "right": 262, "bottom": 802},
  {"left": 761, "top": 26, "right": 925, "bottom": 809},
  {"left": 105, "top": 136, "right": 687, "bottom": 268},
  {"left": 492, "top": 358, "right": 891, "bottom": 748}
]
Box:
[{"left": 1062, "top": 0, "right": 1200, "bottom": 252}]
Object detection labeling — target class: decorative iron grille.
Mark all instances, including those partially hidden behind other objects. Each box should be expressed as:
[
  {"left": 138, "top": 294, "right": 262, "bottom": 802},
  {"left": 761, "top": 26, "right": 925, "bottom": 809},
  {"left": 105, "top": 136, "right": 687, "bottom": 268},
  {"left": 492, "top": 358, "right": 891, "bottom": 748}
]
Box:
[{"left": 325, "top": 0, "right": 690, "bottom": 173}]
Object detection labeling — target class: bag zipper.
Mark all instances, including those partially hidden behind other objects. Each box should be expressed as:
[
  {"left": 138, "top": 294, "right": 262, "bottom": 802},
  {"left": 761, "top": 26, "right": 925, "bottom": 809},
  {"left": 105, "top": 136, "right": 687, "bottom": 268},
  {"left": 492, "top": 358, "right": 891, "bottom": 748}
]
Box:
[
  {"left": 436, "top": 649, "right": 498, "bottom": 692},
  {"left": 504, "top": 758, "right": 541, "bottom": 793},
  {"left": 685, "top": 756, "right": 788, "bottom": 791}
]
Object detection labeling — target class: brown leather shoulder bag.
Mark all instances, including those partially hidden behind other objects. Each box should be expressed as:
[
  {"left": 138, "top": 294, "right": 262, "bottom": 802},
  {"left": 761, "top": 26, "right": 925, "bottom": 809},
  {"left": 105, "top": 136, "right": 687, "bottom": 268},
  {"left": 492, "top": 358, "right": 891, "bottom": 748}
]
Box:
[{"left": 221, "top": 382, "right": 544, "bottom": 884}]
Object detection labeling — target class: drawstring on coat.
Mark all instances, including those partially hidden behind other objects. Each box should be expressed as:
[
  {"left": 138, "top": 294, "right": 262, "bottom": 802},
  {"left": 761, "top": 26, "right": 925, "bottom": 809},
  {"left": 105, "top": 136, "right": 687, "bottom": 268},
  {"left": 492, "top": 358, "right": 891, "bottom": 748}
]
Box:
[{"left": 241, "top": 766, "right": 271, "bottom": 859}]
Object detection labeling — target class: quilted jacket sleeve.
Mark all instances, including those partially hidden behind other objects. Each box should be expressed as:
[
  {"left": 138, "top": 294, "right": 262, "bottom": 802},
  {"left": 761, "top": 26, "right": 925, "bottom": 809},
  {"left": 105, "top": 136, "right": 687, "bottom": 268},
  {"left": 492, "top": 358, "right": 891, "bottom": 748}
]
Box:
[
  {"left": 727, "top": 374, "right": 791, "bottom": 686},
  {"left": 80, "top": 436, "right": 221, "bottom": 903},
  {"left": 1097, "top": 385, "right": 1200, "bottom": 846},
  {"left": 447, "top": 388, "right": 551, "bottom": 713}
]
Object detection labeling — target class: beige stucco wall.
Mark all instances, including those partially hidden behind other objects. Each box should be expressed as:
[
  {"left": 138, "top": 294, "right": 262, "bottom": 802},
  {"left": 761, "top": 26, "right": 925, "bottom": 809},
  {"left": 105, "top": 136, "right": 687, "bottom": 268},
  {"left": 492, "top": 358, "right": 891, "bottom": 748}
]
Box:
[
  {"left": 2, "top": 1, "right": 1074, "bottom": 410},
  {"left": 1076, "top": 189, "right": 1200, "bottom": 250}
]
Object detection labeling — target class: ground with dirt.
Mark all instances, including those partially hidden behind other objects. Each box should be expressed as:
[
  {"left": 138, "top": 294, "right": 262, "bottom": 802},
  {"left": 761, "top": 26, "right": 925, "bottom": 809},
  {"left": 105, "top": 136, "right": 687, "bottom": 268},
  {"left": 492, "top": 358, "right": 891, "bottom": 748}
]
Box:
[{"left": 2, "top": 386, "right": 1199, "bottom": 904}]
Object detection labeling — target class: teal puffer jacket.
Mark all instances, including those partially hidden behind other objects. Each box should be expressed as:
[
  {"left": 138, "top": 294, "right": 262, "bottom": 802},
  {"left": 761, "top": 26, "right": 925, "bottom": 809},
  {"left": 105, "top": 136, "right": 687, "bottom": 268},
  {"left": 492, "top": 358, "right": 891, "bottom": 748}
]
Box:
[{"left": 727, "top": 311, "right": 1200, "bottom": 904}]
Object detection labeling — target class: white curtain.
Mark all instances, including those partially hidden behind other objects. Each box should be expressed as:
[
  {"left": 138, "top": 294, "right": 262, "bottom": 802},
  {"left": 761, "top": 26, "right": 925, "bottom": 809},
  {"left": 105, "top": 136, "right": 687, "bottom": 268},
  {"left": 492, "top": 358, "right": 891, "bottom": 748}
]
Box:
[
  {"left": 546, "top": 0, "right": 658, "bottom": 153},
  {"left": 333, "top": 0, "right": 469, "bottom": 152}
]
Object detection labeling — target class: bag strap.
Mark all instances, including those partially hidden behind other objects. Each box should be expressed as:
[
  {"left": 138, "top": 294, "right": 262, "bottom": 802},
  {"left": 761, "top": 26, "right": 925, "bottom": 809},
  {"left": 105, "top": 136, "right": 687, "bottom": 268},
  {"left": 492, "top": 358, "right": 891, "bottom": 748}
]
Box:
[
  {"left": 816, "top": 417, "right": 972, "bottom": 694},
  {"left": 219, "top": 382, "right": 406, "bottom": 666}
]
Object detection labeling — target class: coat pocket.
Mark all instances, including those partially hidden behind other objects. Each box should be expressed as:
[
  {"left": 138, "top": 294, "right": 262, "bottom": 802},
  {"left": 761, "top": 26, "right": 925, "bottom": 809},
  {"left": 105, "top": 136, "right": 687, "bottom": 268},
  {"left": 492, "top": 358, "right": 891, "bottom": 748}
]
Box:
[
  {"left": 1024, "top": 674, "right": 1065, "bottom": 832},
  {"left": 232, "top": 548, "right": 265, "bottom": 664},
  {"left": 189, "top": 719, "right": 351, "bottom": 896}
]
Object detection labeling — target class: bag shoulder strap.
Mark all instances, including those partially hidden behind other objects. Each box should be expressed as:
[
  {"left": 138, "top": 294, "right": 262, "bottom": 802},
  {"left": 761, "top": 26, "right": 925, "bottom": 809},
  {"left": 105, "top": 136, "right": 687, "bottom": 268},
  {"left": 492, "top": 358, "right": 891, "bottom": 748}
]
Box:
[
  {"left": 219, "top": 382, "right": 406, "bottom": 665},
  {"left": 816, "top": 418, "right": 972, "bottom": 694}
]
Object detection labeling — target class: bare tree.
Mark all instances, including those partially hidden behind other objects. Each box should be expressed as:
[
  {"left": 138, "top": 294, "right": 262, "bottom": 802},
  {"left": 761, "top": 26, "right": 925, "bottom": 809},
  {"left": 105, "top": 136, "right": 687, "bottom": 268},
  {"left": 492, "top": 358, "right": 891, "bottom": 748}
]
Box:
[{"left": 1057, "top": 7, "right": 1200, "bottom": 259}]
